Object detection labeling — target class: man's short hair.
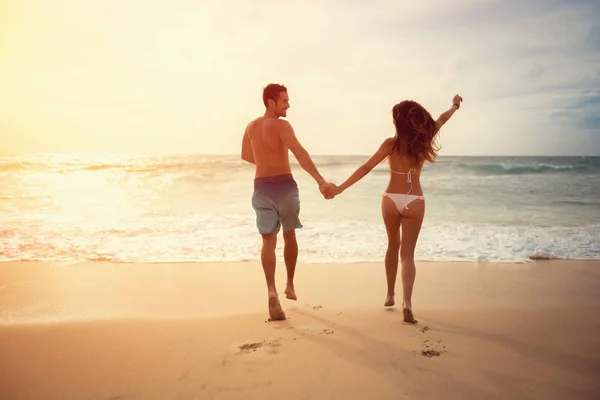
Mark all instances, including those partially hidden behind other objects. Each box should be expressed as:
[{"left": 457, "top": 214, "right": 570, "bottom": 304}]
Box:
[{"left": 263, "top": 84, "right": 287, "bottom": 107}]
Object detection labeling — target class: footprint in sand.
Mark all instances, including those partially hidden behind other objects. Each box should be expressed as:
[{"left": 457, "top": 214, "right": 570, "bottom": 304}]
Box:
[
  {"left": 237, "top": 340, "right": 281, "bottom": 355},
  {"left": 416, "top": 325, "right": 446, "bottom": 358},
  {"left": 421, "top": 349, "right": 442, "bottom": 358},
  {"left": 238, "top": 342, "right": 263, "bottom": 353}
]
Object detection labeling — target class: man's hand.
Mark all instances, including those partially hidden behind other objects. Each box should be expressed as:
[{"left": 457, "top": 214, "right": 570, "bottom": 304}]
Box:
[
  {"left": 319, "top": 182, "right": 341, "bottom": 200},
  {"left": 326, "top": 184, "right": 341, "bottom": 199},
  {"left": 318, "top": 182, "right": 337, "bottom": 200}
]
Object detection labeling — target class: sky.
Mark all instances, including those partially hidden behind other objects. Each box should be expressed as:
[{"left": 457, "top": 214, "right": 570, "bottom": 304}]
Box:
[{"left": 1, "top": 0, "right": 599, "bottom": 156}]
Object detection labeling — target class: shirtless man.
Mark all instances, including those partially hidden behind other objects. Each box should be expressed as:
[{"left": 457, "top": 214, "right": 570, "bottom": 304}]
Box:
[{"left": 241, "top": 83, "right": 333, "bottom": 321}]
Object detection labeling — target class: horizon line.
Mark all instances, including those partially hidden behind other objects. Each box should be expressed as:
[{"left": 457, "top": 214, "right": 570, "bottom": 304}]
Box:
[{"left": 1, "top": 152, "right": 599, "bottom": 158}]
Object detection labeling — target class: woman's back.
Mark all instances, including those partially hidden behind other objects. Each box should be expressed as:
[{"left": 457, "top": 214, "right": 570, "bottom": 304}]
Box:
[
  {"left": 383, "top": 99, "right": 441, "bottom": 195},
  {"left": 385, "top": 144, "right": 425, "bottom": 195}
]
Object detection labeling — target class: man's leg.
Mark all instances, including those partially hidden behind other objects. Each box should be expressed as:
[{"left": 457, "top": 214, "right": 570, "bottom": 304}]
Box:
[
  {"left": 261, "top": 232, "right": 278, "bottom": 295},
  {"left": 279, "top": 182, "right": 302, "bottom": 302},
  {"left": 253, "top": 185, "right": 286, "bottom": 321},
  {"left": 261, "top": 230, "right": 286, "bottom": 321},
  {"left": 283, "top": 229, "right": 298, "bottom": 300}
]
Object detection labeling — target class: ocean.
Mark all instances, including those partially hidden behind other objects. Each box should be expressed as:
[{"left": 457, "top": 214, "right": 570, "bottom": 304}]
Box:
[{"left": 1, "top": 154, "right": 598, "bottom": 263}]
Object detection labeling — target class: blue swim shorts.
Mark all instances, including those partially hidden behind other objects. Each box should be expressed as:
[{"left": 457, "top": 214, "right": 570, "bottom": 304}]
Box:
[{"left": 252, "top": 173, "right": 303, "bottom": 235}]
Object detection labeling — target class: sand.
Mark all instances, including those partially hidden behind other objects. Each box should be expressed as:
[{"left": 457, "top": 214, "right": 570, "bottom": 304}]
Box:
[{"left": 1, "top": 260, "right": 599, "bottom": 400}]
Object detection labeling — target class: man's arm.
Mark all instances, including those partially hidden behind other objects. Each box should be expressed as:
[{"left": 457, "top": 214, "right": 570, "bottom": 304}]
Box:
[
  {"left": 277, "top": 120, "right": 326, "bottom": 185},
  {"left": 336, "top": 138, "right": 394, "bottom": 194},
  {"left": 241, "top": 127, "right": 255, "bottom": 164},
  {"left": 435, "top": 94, "right": 463, "bottom": 129}
]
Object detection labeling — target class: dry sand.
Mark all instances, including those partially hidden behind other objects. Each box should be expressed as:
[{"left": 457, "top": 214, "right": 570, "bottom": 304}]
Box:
[{"left": 1, "top": 260, "right": 599, "bottom": 400}]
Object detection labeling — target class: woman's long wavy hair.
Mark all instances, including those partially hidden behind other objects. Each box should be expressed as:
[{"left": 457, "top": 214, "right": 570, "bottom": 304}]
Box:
[{"left": 391, "top": 100, "right": 441, "bottom": 165}]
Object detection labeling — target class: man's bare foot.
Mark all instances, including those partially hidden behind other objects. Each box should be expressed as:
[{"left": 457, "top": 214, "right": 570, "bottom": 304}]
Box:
[
  {"left": 285, "top": 285, "right": 297, "bottom": 301},
  {"left": 384, "top": 294, "right": 395, "bottom": 307},
  {"left": 403, "top": 307, "right": 417, "bottom": 324},
  {"left": 268, "top": 293, "right": 286, "bottom": 321}
]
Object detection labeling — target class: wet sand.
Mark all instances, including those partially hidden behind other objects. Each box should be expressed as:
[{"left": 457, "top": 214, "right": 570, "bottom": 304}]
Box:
[{"left": 1, "top": 260, "right": 599, "bottom": 399}]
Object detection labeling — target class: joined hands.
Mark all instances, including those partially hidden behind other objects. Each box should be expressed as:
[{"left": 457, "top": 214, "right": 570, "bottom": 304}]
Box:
[{"left": 318, "top": 182, "right": 342, "bottom": 200}]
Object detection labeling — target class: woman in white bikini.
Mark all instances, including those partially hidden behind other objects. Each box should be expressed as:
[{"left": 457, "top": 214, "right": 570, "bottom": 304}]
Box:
[{"left": 328, "top": 94, "right": 463, "bottom": 323}]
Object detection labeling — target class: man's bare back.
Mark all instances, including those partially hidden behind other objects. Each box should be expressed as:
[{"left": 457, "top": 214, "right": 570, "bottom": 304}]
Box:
[{"left": 245, "top": 117, "right": 292, "bottom": 178}]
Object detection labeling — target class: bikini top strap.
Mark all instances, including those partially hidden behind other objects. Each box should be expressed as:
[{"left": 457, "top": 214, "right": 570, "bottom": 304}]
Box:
[
  {"left": 391, "top": 167, "right": 417, "bottom": 183},
  {"left": 406, "top": 168, "right": 415, "bottom": 183}
]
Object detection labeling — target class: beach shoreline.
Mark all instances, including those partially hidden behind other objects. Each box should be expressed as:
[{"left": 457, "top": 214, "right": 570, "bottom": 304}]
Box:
[{"left": 3, "top": 154, "right": 599, "bottom": 264}]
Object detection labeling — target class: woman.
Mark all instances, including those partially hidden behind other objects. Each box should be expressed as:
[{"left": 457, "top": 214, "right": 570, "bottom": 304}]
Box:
[{"left": 328, "top": 94, "right": 463, "bottom": 323}]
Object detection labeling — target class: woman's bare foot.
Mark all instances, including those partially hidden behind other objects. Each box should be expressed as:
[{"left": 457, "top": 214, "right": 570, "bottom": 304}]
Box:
[
  {"left": 284, "top": 284, "right": 297, "bottom": 301},
  {"left": 268, "top": 293, "right": 286, "bottom": 321},
  {"left": 403, "top": 308, "right": 417, "bottom": 323},
  {"left": 402, "top": 302, "right": 417, "bottom": 324},
  {"left": 384, "top": 294, "right": 395, "bottom": 307}
]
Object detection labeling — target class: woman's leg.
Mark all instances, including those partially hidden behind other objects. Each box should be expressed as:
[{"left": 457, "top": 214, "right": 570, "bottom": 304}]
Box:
[
  {"left": 381, "top": 196, "right": 402, "bottom": 307},
  {"left": 399, "top": 200, "right": 425, "bottom": 323}
]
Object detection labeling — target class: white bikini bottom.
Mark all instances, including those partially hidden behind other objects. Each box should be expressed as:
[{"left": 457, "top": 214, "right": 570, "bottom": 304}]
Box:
[{"left": 383, "top": 193, "right": 425, "bottom": 213}]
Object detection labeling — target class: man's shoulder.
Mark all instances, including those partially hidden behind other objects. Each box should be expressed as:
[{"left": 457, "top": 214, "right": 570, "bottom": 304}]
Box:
[
  {"left": 261, "top": 117, "right": 291, "bottom": 127},
  {"left": 262, "top": 118, "right": 293, "bottom": 134},
  {"left": 247, "top": 117, "right": 293, "bottom": 137},
  {"left": 246, "top": 117, "right": 262, "bottom": 129},
  {"left": 272, "top": 118, "right": 293, "bottom": 133}
]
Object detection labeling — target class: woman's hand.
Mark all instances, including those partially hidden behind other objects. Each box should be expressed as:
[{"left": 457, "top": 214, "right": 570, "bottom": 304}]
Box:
[
  {"left": 324, "top": 184, "right": 342, "bottom": 199},
  {"left": 452, "top": 94, "right": 463, "bottom": 108}
]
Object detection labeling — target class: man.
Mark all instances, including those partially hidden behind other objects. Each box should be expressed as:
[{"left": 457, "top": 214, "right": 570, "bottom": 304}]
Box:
[{"left": 241, "top": 83, "right": 332, "bottom": 321}]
